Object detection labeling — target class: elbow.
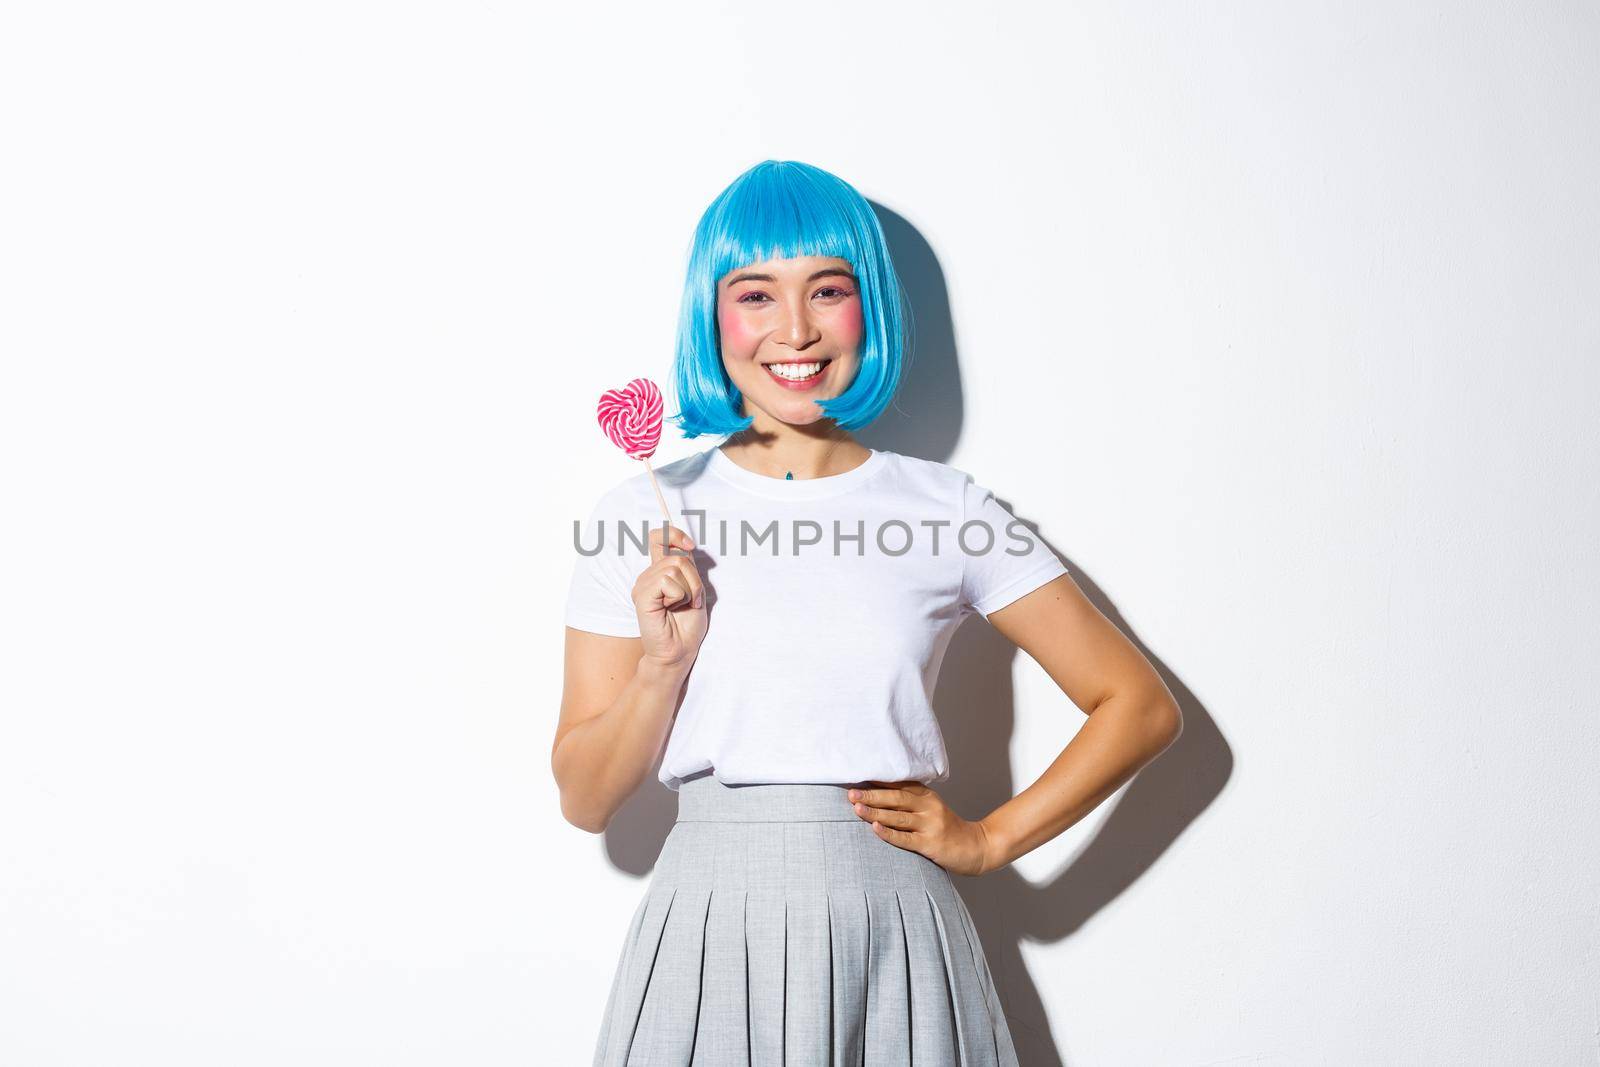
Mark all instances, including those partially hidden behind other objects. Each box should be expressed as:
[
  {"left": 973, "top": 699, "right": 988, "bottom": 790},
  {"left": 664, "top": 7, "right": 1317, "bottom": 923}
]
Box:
[
  {"left": 557, "top": 777, "right": 613, "bottom": 834},
  {"left": 1112, "top": 687, "right": 1182, "bottom": 756},
  {"left": 1150, "top": 696, "right": 1183, "bottom": 752},
  {"left": 561, "top": 795, "right": 611, "bottom": 835},
  {"left": 552, "top": 743, "right": 612, "bottom": 835}
]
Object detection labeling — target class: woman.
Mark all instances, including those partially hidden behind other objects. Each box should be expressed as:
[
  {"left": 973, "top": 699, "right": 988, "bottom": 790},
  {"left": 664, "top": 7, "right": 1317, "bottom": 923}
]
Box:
[{"left": 555, "top": 160, "right": 1183, "bottom": 1065}]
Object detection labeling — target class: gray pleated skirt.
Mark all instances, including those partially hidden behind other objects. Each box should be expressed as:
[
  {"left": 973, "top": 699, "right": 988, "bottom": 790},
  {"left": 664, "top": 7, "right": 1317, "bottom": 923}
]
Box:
[{"left": 592, "top": 775, "right": 1020, "bottom": 1066}]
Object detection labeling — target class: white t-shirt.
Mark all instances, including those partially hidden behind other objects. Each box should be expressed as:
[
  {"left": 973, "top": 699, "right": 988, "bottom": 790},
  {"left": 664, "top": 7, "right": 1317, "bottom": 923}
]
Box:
[{"left": 564, "top": 445, "right": 1069, "bottom": 791}]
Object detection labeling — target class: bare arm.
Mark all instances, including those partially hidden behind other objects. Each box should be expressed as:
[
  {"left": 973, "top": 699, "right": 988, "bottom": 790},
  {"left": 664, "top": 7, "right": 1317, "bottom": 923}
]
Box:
[
  {"left": 552, "top": 632, "right": 690, "bottom": 832},
  {"left": 552, "top": 523, "right": 707, "bottom": 833},
  {"left": 976, "top": 572, "right": 1183, "bottom": 872}
]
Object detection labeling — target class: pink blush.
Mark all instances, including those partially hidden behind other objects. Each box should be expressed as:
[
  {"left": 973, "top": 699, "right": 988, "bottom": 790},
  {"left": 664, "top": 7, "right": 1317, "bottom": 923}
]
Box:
[
  {"left": 718, "top": 305, "right": 757, "bottom": 349},
  {"left": 833, "top": 303, "right": 864, "bottom": 349}
]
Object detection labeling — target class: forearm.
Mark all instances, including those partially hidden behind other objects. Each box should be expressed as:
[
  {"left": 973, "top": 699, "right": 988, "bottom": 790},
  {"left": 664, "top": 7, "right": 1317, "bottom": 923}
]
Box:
[
  {"left": 553, "top": 657, "right": 691, "bottom": 833},
  {"left": 978, "top": 691, "right": 1182, "bottom": 872}
]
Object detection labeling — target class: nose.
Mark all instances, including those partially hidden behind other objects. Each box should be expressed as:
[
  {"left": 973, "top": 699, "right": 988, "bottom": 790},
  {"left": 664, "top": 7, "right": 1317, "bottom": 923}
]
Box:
[{"left": 775, "top": 299, "right": 821, "bottom": 351}]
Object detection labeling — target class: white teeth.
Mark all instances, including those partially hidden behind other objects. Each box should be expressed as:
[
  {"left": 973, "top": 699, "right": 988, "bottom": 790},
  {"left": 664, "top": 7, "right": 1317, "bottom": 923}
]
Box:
[{"left": 768, "top": 361, "right": 825, "bottom": 380}]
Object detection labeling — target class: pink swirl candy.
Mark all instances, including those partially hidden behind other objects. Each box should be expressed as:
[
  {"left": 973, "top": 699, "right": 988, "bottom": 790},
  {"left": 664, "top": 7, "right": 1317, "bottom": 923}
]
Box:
[{"left": 596, "top": 377, "right": 664, "bottom": 460}]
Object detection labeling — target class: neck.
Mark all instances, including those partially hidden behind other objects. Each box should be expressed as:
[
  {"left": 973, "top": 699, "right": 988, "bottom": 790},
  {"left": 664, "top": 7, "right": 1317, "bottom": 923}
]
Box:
[{"left": 719, "top": 422, "right": 869, "bottom": 481}]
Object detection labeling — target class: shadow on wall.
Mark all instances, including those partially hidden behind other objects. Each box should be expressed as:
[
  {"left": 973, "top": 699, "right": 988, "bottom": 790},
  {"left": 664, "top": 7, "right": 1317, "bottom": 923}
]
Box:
[{"left": 595, "top": 200, "right": 1231, "bottom": 1066}]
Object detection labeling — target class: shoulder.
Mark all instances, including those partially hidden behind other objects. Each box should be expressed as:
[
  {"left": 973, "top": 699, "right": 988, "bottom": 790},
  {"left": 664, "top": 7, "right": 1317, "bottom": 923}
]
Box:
[
  {"left": 583, "top": 447, "right": 717, "bottom": 517},
  {"left": 877, "top": 452, "right": 1037, "bottom": 530},
  {"left": 876, "top": 450, "right": 983, "bottom": 503}
]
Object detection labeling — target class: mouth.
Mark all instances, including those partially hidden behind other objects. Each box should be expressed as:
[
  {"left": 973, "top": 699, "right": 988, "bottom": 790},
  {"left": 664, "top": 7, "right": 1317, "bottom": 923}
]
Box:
[{"left": 762, "top": 358, "right": 833, "bottom": 389}]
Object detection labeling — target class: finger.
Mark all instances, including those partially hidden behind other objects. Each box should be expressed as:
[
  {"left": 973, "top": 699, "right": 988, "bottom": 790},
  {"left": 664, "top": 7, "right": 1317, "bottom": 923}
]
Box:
[
  {"left": 649, "top": 521, "right": 694, "bottom": 563},
  {"left": 648, "top": 523, "right": 696, "bottom": 564},
  {"left": 870, "top": 821, "right": 920, "bottom": 851},
  {"left": 850, "top": 787, "right": 913, "bottom": 810},
  {"left": 668, "top": 557, "right": 704, "bottom": 607},
  {"left": 655, "top": 571, "right": 689, "bottom": 609},
  {"left": 854, "top": 803, "right": 918, "bottom": 830}
]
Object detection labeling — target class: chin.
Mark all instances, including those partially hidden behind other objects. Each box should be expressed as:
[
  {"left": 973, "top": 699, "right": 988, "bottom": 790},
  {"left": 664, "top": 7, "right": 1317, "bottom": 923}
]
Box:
[{"left": 759, "top": 401, "right": 831, "bottom": 427}]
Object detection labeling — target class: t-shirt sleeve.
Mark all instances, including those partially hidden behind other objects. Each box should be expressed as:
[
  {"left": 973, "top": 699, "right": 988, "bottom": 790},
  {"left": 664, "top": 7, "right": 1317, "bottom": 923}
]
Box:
[
  {"left": 958, "top": 475, "right": 1069, "bottom": 620},
  {"left": 564, "top": 482, "right": 649, "bottom": 638}
]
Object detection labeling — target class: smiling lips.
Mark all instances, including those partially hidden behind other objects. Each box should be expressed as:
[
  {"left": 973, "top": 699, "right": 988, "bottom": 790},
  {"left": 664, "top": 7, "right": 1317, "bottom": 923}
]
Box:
[{"left": 763, "top": 358, "right": 833, "bottom": 390}]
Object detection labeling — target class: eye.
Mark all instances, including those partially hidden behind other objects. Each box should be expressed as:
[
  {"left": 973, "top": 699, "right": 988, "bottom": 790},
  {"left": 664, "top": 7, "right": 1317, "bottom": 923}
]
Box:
[
  {"left": 736, "top": 291, "right": 772, "bottom": 304},
  {"left": 815, "top": 286, "right": 854, "bottom": 300}
]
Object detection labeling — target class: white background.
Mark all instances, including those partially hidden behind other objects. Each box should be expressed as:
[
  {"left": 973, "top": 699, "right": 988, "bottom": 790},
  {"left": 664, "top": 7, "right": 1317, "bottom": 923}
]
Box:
[{"left": 3, "top": 2, "right": 1597, "bottom": 1064}]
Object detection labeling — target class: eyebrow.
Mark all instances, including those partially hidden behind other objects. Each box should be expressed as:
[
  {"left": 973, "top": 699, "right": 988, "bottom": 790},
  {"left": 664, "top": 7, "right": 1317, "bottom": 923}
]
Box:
[{"left": 723, "top": 268, "right": 858, "bottom": 288}]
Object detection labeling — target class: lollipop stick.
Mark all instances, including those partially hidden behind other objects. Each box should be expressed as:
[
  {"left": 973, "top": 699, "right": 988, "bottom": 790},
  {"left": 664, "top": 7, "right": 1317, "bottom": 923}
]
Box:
[{"left": 640, "top": 455, "right": 675, "bottom": 528}]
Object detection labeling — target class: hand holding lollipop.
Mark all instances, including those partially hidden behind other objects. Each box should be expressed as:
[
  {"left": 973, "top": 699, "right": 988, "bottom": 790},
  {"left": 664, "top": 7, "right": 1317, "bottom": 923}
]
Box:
[{"left": 595, "top": 377, "right": 707, "bottom": 668}]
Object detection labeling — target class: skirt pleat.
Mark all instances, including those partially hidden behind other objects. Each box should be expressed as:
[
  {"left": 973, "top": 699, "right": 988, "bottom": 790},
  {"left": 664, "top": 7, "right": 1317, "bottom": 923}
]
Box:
[
  {"left": 827, "top": 890, "right": 870, "bottom": 1062},
  {"left": 592, "top": 779, "right": 1019, "bottom": 1066},
  {"left": 691, "top": 889, "right": 749, "bottom": 1064}
]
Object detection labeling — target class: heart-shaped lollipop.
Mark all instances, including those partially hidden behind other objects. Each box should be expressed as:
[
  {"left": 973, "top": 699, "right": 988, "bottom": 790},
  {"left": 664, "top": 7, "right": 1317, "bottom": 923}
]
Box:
[
  {"left": 596, "top": 377, "right": 664, "bottom": 460},
  {"left": 596, "top": 376, "right": 675, "bottom": 525}
]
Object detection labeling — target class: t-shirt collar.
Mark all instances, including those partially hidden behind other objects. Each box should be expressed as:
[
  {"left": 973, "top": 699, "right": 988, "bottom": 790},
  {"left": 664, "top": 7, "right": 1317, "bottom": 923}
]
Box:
[{"left": 706, "top": 443, "right": 890, "bottom": 500}]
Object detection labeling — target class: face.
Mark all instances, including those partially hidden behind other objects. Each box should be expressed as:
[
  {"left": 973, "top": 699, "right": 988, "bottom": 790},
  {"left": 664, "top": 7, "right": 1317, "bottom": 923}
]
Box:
[{"left": 716, "top": 254, "right": 864, "bottom": 426}]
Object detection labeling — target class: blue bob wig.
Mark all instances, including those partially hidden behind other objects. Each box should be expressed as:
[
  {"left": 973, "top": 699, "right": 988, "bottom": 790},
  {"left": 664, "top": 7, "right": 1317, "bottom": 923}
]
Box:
[{"left": 668, "top": 160, "right": 911, "bottom": 439}]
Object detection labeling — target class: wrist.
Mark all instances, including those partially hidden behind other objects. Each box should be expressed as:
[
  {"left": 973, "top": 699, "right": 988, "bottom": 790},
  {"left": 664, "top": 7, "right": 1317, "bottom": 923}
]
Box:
[
  {"left": 977, "top": 810, "right": 1016, "bottom": 875},
  {"left": 636, "top": 654, "right": 692, "bottom": 691}
]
